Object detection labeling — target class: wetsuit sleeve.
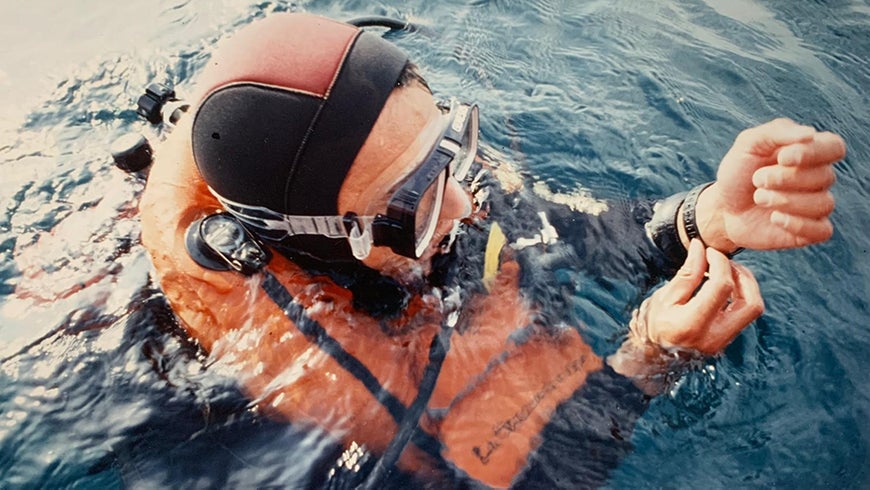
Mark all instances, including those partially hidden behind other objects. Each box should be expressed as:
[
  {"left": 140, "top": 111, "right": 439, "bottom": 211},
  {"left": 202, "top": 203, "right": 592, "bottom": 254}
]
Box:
[
  {"left": 477, "top": 182, "right": 684, "bottom": 486},
  {"left": 539, "top": 193, "right": 685, "bottom": 285},
  {"left": 489, "top": 184, "right": 687, "bottom": 291},
  {"left": 513, "top": 364, "right": 650, "bottom": 489},
  {"left": 498, "top": 182, "right": 694, "bottom": 292}
]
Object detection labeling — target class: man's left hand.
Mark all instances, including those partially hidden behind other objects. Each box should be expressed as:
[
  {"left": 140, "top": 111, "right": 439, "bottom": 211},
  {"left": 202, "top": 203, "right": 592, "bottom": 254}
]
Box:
[{"left": 696, "top": 118, "right": 846, "bottom": 252}]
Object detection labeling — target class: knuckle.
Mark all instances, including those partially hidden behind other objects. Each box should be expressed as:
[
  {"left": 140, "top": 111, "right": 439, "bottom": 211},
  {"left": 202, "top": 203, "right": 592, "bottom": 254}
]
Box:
[
  {"left": 676, "top": 267, "right": 695, "bottom": 280},
  {"left": 824, "top": 167, "right": 837, "bottom": 187},
  {"left": 792, "top": 234, "right": 812, "bottom": 248},
  {"left": 747, "top": 298, "right": 765, "bottom": 318},
  {"left": 736, "top": 128, "right": 755, "bottom": 144},
  {"left": 826, "top": 132, "right": 848, "bottom": 158},
  {"left": 820, "top": 192, "right": 836, "bottom": 215},
  {"left": 801, "top": 218, "right": 834, "bottom": 243},
  {"left": 820, "top": 220, "right": 834, "bottom": 241},
  {"left": 734, "top": 262, "right": 755, "bottom": 279}
]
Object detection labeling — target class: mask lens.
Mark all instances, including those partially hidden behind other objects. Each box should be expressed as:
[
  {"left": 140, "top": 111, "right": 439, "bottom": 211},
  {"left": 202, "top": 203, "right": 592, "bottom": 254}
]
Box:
[
  {"left": 372, "top": 100, "right": 478, "bottom": 259},
  {"left": 413, "top": 169, "right": 447, "bottom": 257},
  {"left": 448, "top": 104, "right": 479, "bottom": 182}
]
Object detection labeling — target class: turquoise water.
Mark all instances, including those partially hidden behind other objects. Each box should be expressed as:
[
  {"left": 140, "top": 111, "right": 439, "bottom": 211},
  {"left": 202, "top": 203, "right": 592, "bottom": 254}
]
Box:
[{"left": 1, "top": 0, "right": 868, "bottom": 488}]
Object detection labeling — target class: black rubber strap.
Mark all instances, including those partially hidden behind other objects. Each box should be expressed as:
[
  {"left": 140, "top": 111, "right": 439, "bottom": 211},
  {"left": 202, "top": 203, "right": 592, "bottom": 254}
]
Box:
[
  {"left": 646, "top": 190, "right": 689, "bottom": 267},
  {"left": 259, "top": 270, "right": 448, "bottom": 466},
  {"left": 260, "top": 271, "right": 407, "bottom": 423},
  {"left": 362, "top": 321, "right": 454, "bottom": 488},
  {"left": 682, "top": 182, "right": 714, "bottom": 246},
  {"left": 682, "top": 182, "right": 744, "bottom": 257}
]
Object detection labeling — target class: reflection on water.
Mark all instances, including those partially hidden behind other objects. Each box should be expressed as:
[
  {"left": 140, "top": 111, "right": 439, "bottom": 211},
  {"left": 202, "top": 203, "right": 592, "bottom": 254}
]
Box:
[{"left": 1, "top": 0, "right": 868, "bottom": 488}]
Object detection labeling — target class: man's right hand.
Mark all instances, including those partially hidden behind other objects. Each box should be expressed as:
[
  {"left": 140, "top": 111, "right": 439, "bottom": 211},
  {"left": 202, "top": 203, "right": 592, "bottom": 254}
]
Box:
[
  {"left": 637, "top": 239, "right": 764, "bottom": 355},
  {"left": 609, "top": 240, "right": 764, "bottom": 394}
]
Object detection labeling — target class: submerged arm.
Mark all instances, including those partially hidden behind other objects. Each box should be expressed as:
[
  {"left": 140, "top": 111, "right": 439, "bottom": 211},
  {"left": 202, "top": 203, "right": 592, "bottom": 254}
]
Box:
[{"left": 607, "top": 240, "right": 764, "bottom": 395}]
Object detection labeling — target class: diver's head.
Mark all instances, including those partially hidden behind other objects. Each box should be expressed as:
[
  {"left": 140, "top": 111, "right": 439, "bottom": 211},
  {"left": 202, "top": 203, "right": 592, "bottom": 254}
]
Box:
[{"left": 190, "top": 12, "right": 476, "bottom": 279}]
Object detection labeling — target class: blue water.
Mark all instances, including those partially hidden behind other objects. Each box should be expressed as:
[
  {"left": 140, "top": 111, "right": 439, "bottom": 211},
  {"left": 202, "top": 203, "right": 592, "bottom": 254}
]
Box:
[{"left": 1, "top": 0, "right": 868, "bottom": 488}]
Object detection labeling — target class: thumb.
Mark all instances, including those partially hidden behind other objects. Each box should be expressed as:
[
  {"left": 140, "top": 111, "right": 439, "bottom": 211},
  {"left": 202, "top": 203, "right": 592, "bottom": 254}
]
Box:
[{"left": 662, "top": 239, "right": 707, "bottom": 305}]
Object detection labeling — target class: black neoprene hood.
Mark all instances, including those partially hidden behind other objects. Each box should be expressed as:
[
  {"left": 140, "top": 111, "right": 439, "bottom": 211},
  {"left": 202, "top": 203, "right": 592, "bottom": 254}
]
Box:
[{"left": 190, "top": 13, "right": 408, "bottom": 261}]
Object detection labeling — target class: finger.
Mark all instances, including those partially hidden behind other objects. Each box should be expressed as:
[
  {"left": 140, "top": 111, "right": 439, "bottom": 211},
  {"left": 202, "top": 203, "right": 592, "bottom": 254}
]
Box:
[
  {"left": 770, "top": 212, "right": 834, "bottom": 245},
  {"left": 730, "top": 263, "right": 764, "bottom": 320},
  {"left": 700, "top": 264, "right": 765, "bottom": 353},
  {"left": 753, "top": 189, "right": 835, "bottom": 219},
  {"left": 737, "top": 118, "right": 816, "bottom": 155},
  {"left": 777, "top": 132, "right": 847, "bottom": 168},
  {"left": 686, "top": 248, "right": 734, "bottom": 320},
  {"left": 752, "top": 164, "right": 836, "bottom": 192},
  {"left": 661, "top": 239, "right": 707, "bottom": 305}
]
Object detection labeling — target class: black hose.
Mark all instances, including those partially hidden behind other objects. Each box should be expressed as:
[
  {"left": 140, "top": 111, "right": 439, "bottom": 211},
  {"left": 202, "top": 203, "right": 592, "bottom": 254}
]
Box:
[
  {"left": 361, "top": 321, "right": 454, "bottom": 489},
  {"left": 346, "top": 15, "right": 416, "bottom": 32}
]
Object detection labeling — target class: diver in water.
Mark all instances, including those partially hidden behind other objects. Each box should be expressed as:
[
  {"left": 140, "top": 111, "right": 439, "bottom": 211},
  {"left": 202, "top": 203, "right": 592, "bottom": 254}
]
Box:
[{"left": 138, "top": 12, "right": 845, "bottom": 488}]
